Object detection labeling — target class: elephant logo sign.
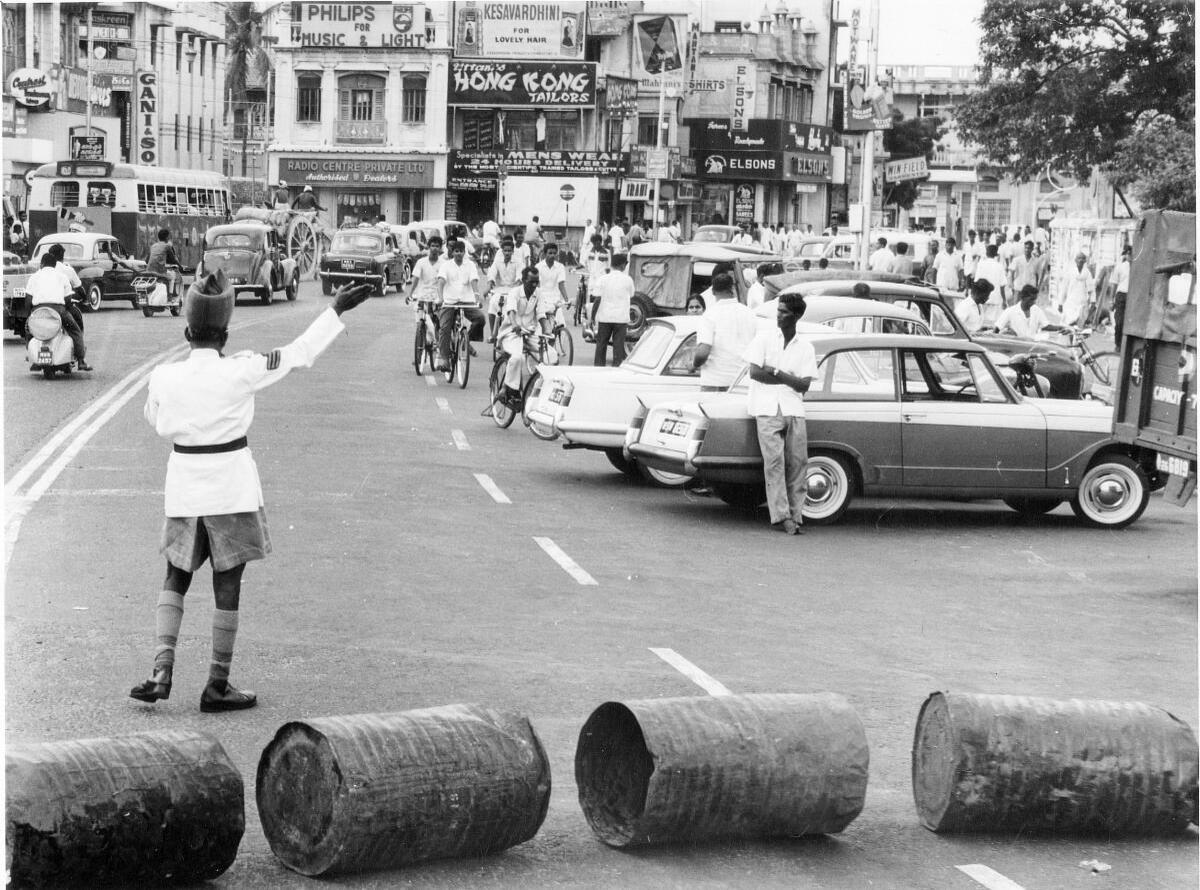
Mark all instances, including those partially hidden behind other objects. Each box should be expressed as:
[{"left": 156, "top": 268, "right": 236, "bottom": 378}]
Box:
[{"left": 704, "top": 154, "right": 727, "bottom": 175}]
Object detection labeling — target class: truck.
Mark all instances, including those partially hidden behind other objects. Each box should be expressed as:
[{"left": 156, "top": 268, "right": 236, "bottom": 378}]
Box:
[{"left": 1111, "top": 210, "right": 1197, "bottom": 505}]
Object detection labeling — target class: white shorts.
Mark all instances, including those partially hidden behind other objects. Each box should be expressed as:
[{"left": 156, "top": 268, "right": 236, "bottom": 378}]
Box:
[{"left": 536, "top": 294, "right": 562, "bottom": 317}]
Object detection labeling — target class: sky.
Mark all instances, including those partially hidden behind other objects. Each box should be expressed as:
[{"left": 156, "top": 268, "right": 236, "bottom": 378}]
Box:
[{"left": 867, "top": 0, "right": 986, "bottom": 67}]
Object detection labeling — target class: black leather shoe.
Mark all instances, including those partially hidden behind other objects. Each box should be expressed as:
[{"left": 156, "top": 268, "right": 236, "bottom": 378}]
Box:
[
  {"left": 200, "top": 680, "right": 257, "bottom": 713},
  {"left": 130, "top": 666, "right": 172, "bottom": 702},
  {"left": 76, "top": 361, "right": 95, "bottom": 372}
]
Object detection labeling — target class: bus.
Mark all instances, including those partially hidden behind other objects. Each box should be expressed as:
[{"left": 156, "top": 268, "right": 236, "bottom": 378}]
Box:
[{"left": 26, "top": 161, "right": 232, "bottom": 269}]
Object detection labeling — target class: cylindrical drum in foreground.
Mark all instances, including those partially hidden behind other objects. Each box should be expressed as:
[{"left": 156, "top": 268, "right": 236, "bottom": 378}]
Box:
[
  {"left": 6, "top": 730, "right": 244, "bottom": 887},
  {"left": 574, "top": 693, "right": 868, "bottom": 847},
  {"left": 256, "top": 704, "right": 551, "bottom": 876},
  {"left": 912, "top": 692, "right": 1199, "bottom": 835}
]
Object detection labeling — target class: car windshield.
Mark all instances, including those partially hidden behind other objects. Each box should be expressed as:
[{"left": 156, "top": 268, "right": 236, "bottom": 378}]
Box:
[
  {"left": 35, "top": 241, "right": 85, "bottom": 260},
  {"left": 797, "top": 242, "right": 826, "bottom": 258},
  {"left": 693, "top": 229, "right": 729, "bottom": 242},
  {"left": 208, "top": 232, "right": 261, "bottom": 249},
  {"left": 623, "top": 323, "right": 677, "bottom": 370},
  {"left": 332, "top": 232, "right": 383, "bottom": 252}
]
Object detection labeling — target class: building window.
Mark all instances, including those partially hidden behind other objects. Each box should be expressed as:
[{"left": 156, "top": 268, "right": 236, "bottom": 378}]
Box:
[
  {"left": 714, "top": 20, "right": 742, "bottom": 33},
  {"left": 919, "top": 93, "right": 955, "bottom": 118},
  {"left": 339, "top": 73, "right": 385, "bottom": 121},
  {"left": 978, "top": 177, "right": 1000, "bottom": 193},
  {"left": 175, "top": 31, "right": 183, "bottom": 72},
  {"left": 199, "top": 38, "right": 206, "bottom": 75},
  {"left": 975, "top": 198, "right": 1011, "bottom": 230},
  {"left": 502, "top": 110, "right": 578, "bottom": 150},
  {"left": 402, "top": 75, "right": 426, "bottom": 123},
  {"left": 198, "top": 118, "right": 204, "bottom": 153},
  {"left": 149, "top": 25, "right": 160, "bottom": 67},
  {"left": 462, "top": 110, "right": 496, "bottom": 150},
  {"left": 605, "top": 119, "right": 624, "bottom": 153},
  {"left": 767, "top": 81, "right": 780, "bottom": 118},
  {"left": 174, "top": 113, "right": 180, "bottom": 150},
  {"left": 60, "top": 14, "right": 79, "bottom": 67},
  {"left": 398, "top": 189, "right": 424, "bottom": 224},
  {"left": 3, "top": 5, "right": 26, "bottom": 81},
  {"left": 297, "top": 74, "right": 321, "bottom": 122},
  {"left": 637, "top": 114, "right": 658, "bottom": 146},
  {"left": 544, "top": 112, "right": 576, "bottom": 150},
  {"left": 186, "top": 115, "right": 192, "bottom": 151}
]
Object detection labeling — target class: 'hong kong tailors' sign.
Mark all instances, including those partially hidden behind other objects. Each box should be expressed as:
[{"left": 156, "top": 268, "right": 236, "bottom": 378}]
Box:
[
  {"left": 450, "top": 61, "right": 596, "bottom": 106},
  {"left": 285, "top": 3, "right": 427, "bottom": 49},
  {"left": 279, "top": 157, "right": 435, "bottom": 188}
]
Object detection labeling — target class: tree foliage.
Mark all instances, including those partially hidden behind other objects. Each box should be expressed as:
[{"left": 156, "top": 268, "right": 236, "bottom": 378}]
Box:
[
  {"left": 882, "top": 114, "right": 946, "bottom": 210},
  {"left": 954, "top": 0, "right": 1195, "bottom": 209},
  {"left": 224, "top": 2, "right": 260, "bottom": 101}
]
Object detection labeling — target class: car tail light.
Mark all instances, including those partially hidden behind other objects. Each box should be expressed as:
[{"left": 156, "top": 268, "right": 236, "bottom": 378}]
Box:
[{"left": 27, "top": 307, "right": 63, "bottom": 341}]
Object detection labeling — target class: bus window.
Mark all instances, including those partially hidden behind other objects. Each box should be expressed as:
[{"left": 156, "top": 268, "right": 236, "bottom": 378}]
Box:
[
  {"left": 153, "top": 185, "right": 167, "bottom": 212},
  {"left": 51, "top": 181, "right": 80, "bottom": 206},
  {"left": 186, "top": 188, "right": 199, "bottom": 212},
  {"left": 87, "top": 183, "right": 116, "bottom": 207},
  {"left": 138, "top": 183, "right": 150, "bottom": 211}
]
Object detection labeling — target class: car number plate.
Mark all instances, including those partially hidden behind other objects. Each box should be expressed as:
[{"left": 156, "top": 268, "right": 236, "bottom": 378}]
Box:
[
  {"left": 38, "top": 348, "right": 52, "bottom": 364},
  {"left": 549, "top": 387, "right": 566, "bottom": 404},
  {"left": 659, "top": 418, "right": 690, "bottom": 436},
  {"left": 341, "top": 259, "right": 355, "bottom": 269},
  {"left": 1156, "top": 453, "right": 1192, "bottom": 478}
]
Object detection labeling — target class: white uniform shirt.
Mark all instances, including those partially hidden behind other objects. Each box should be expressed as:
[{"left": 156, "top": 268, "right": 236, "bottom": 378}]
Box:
[
  {"left": 438, "top": 259, "right": 480, "bottom": 306},
  {"left": 746, "top": 282, "right": 767, "bottom": 311},
  {"left": 742, "top": 327, "right": 819, "bottom": 417},
  {"left": 1112, "top": 259, "right": 1131, "bottom": 294},
  {"left": 608, "top": 225, "right": 626, "bottom": 253},
  {"left": 933, "top": 250, "right": 963, "bottom": 290},
  {"left": 584, "top": 249, "right": 609, "bottom": 295},
  {"left": 146, "top": 308, "right": 345, "bottom": 517},
  {"left": 535, "top": 259, "right": 567, "bottom": 305},
  {"left": 954, "top": 297, "right": 987, "bottom": 334},
  {"left": 514, "top": 242, "right": 532, "bottom": 268},
  {"left": 974, "top": 256, "right": 1007, "bottom": 294},
  {"left": 411, "top": 256, "right": 443, "bottom": 303},
  {"left": 482, "top": 220, "right": 501, "bottom": 246},
  {"left": 593, "top": 270, "right": 634, "bottom": 324},
  {"left": 500, "top": 285, "right": 538, "bottom": 335},
  {"left": 996, "top": 303, "right": 1053, "bottom": 339},
  {"left": 57, "top": 260, "right": 82, "bottom": 293},
  {"left": 27, "top": 266, "right": 70, "bottom": 305},
  {"left": 487, "top": 254, "right": 522, "bottom": 313},
  {"left": 963, "top": 241, "right": 983, "bottom": 277},
  {"left": 697, "top": 298, "right": 758, "bottom": 389},
  {"left": 581, "top": 223, "right": 596, "bottom": 250},
  {"left": 732, "top": 232, "right": 753, "bottom": 246},
  {"left": 869, "top": 247, "right": 893, "bottom": 272},
  {"left": 1058, "top": 265, "right": 1095, "bottom": 325}
]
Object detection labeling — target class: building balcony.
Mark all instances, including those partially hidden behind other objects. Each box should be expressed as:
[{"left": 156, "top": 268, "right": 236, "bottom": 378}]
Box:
[
  {"left": 930, "top": 148, "right": 981, "bottom": 168},
  {"left": 335, "top": 119, "right": 386, "bottom": 145}
]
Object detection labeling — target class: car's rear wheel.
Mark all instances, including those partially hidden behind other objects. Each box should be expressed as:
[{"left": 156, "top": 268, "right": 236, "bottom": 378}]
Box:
[
  {"left": 1003, "top": 496, "right": 1063, "bottom": 516},
  {"left": 374, "top": 277, "right": 386, "bottom": 299},
  {"left": 85, "top": 284, "right": 102, "bottom": 312},
  {"left": 1070, "top": 454, "right": 1149, "bottom": 528},
  {"left": 260, "top": 288, "right": 271, "bottom": 306},
  {"left": 286, "top": 272, "right": 298, "bottom": 301},
  {"left": 627, "top": 295, "right": 653, "bottom": 339},
  {"left": 711, "top": 481, "right": 766, "bottom": 509},
  {"left": 606, "top": 448, "right": 638, "bottom": 478},
  {"left": 637, "top": 462, "right": 693, "bottom": 488},
  {"left": 802, "top": 452, "right": 855, "bottom": 525},
  {"left": 142, "top": 306, "right": 154, "bottom": 318}
]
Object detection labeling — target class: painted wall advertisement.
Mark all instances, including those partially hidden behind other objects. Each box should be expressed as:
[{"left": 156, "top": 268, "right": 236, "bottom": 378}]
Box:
[
  {"left": 136, "top": 70, "right": 158, "bottom": 165},
  {"left": 689, "top": 118, "right": 834, "bottom": 155},
  {"left": 733, "top": 183, "right": 756, "bottom": 225},
  {"left": 633, "top": 14, "right": 689, "bottom": 93},
  {"left": 449, "top": 61, "right": 596, "bottom": 106},
  {"left": 285, "top": 3, "right": 427, "bottom": 49},
  {"left": 454, "top": 1, "right": 585, "bottom": 59}
]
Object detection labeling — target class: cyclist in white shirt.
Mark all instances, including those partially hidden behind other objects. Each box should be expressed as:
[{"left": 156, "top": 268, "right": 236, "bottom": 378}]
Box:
[
  {"left": 485, "top": 238, "right": 522, "bottom": 342},
  {"left": 435, "top": 240, "right": 484, "bottom": 370},
  {"left": 405, "top": 236, "right": 444, "bottom": 308},
  {"left": 497, "top": 267, "right": 541, "bottom": 404},
  {"left": 534, "top": 242, "right": 569, "bottom": 338}
]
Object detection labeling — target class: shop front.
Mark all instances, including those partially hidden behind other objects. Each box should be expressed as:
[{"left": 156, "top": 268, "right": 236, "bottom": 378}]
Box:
[
  {"left": 619, "top": 148, "right": 699, "bottom": 234},
  {"left": 276, "top": 155, "right": 443, "bottom": 228}
]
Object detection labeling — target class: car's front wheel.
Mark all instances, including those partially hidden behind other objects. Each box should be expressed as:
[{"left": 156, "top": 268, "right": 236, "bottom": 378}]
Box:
[
  {"left": 802, "top": 452, "right": 855, "bottom": 525},
  {"left": 286, "top": 272, "right": 298, "bottom": 301},
  {"left": 1070, "top": 454, "right": 1150, "bottom": 528},
  {"left": 84, "top": 284, "right": 103, "bottom": 312}
]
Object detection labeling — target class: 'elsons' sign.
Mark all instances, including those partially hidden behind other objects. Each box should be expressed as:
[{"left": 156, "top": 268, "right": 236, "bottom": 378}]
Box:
[{"left": 449, "top": 61, "right": 596, "bottom": 106}]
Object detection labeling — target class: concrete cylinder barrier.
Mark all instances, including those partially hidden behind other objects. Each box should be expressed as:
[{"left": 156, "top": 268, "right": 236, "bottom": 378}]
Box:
[
  {"left": 6, "top": 730, "right": 244, "bottom": 887},
  {"left": 255, "top": 704, "right": 551, "bottom": 876},
  {"left": 912, "top": 692, "right": 1199, "bottom": 835},
  {"left": 574, "top": 693, "right": 869, "bottom": 847}
]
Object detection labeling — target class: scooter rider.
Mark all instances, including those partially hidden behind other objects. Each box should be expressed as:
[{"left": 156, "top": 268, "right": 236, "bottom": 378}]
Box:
[
  {"left": 26, "top": 252, "right": 93, "bottom": 371},
  {"left": 147, "top": 228, "right": 181, "bottom": 297}
]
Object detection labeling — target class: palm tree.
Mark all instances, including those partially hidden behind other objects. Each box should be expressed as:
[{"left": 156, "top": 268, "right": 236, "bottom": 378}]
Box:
[{"left": 224, "top": 2, "right": 259, "bottom": 104}]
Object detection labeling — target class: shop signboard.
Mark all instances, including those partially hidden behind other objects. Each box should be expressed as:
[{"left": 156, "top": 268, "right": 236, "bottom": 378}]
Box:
[
  {"left": 604, "top": 75, "right": 638, "bottom": 118},
  {"left": 71, "top": 135, "right": 107, "bottom": 161},
  {"left": 279, "top": 156, "right": 436, "bottom": 187},
  {"left": 79, "top": 11, "right": 132, "bottom": 41},
  {"left": 7, "top": 68, "right": 52, "bottom": 108},
  {"left": 454, "top": 1, "right": 585, "bottom": 59},
  {"left": 696, "top": 149, "right": 782, "bottom": 181},
  {"left": 645, "top": 148, "right": 670, "bottom": 180},
  {"left": 453, "top": 149, "right": 624, "bottom": 177},
  {"left": 284, "top": 3, "right": 427, "bottom": 49},
  {"left": 449, "top": 175, "right": 498, "bottom": 192},
  {"left": 733, "top": 183, "right": 756, "bottom": 224},
  {"left": 789, "top": 152, "right": 833, "bottom": 182},
  {"left": 688, "top": 118, "right": 834, "bottom": 154},
  {"left": 137, "top": 70, "right": 159, "bottom": 166},
  {"left": 588, "top": 2, "right": 633, "bottom": 37},
  {"left": 51, "top": 67, "right": 115, "bottom": 115},
  {"left": 450, "top": 61, "right": 596, "bottom": 106},
  {"left": 620, "top": 179, "right": 652, "bottom": 202},
  {"left": 1, "top": 97, "right": 26, "bottom": 137},
  {"left": 884, "top": 156, "right": 929, "bottom": 182},
  {"left": 633, "top": 13, "right": 690, "bottom": 93}
]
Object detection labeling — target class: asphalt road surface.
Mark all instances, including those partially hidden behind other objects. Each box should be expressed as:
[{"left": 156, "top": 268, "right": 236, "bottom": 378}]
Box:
[{"left": 5, "top": 278, "right": 1197, "bottom": 889}]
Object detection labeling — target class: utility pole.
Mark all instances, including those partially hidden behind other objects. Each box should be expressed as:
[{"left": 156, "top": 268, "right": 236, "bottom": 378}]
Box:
[
  {"left": 84, "top": 8, "right": 94, "bottom": 145},
  {"left": 653, "top": 73, "right": 666, "bottom": 239},
  {"left": 856, "top": 0, "right": 879, "bottom": 272}
]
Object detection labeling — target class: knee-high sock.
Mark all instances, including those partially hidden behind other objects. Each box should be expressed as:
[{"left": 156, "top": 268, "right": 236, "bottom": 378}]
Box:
[
  {"left": 209, "top": 609, "right": 239, "bottom": 685},
  {"left": 154, "top": 590, "right": 186, "bottom": 670}
]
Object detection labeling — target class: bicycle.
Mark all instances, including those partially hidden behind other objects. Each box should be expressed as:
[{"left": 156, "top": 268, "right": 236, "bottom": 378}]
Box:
[
  {"left": 1062, "top": 327, "right": 1121, "bottom": 404},
  {"left": 408, "top": 297, "right": 437, "bottom": 376},
  {"left": 487, "top": 330, "right": 559, "bottom": 439},
  {"left": 547, "top": 303, "right": 575, "bottom": 366},
  {"left": 441, "top": 305, "right": 474, "bottom": 389}
]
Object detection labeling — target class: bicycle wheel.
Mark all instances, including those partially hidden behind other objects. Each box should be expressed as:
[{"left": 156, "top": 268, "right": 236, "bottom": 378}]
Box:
[
  {"left": 1084, "top": 350, "right": 1121, "bottom": 404},
  {"left": 412, "top": 319, "right": 425, "bottom": 376},
  {"left": 489, "top": 357, "right": 516, "bottom": 428},
  {"left": 442, "top": 329, "right": 457, "bottom": 384},
  {"left": 422, "top": 324, "right": 436, "bottom": 374},
  {"left": 555, "top": 326, "right": 575, "bottom": 366},
  {"left": 456, "top": 326, "right": 471, "bottom": 389}
]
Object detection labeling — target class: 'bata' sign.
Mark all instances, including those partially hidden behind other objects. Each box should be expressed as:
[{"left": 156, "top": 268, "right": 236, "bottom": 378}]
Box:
[
  {"left": 285, "top": 3, "right": 427, "bottom": 49},
  {"left": 450, "top": 61, "right": 596, "bottom": 106},
  {"left": 137, "top": 70, "right": 158, "bottom": 166}
]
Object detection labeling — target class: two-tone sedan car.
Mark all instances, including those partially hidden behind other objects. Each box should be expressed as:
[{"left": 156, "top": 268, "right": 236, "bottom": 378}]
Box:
[
  {"left": 30, "top": 232, "right": 146, "bottom": 310},
  {"left": 525, "top": 299, "right": 924, "bottom": 486},
  {"left": 319, "top": 226, "right": 407, "bottom": 297},
  {"left": 628, "top": 334, "right": 1161, "bottom": 529},
  {"left": 196, "top": 223, "right": 299, "bottom": 305}
]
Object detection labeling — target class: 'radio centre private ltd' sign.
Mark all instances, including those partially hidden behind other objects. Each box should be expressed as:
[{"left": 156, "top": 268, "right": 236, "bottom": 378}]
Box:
[
  {"left": 285, "top": 3, "right": 428, "bottom": 49},
  {"left": 279, "top": 157, "right": 435, "bottom": 187}
]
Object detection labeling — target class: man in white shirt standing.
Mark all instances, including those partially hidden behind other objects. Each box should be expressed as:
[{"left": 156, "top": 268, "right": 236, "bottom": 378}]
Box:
[
  {"left": 692, "top": 271, "right": 758, "bottom": 391},
  {"left": 732, "top": 224, "right": 753, "bottom": 246},
  {"left": 580, "top": 233, "right": 609, "bottom": 332},
  {"left": 1057, "top": 252, "right": 1095, "bottom": 327},
  {"left": 130, "top": 272, "right": 371, "bottom": 712},
  {"left": 954, "top": 278, "right": 995, "bottom": 334},
  {"left": 932, "top": 237, "right": 964, "bottom": 291},
  {"left": 593, "top": 252, "right": 634, "bottom": 366},
  {"left": 608, "top": 219, "right": 627, "bottom": 253},
  {"left": 1110, "top": 244, "right": 1132, "bottom": 344},
  {"left": 26, "top": 251, "right": 93, "bottom": 370},
  {"left": 962, "top": 229, "right": 983, "bottom": 285},
  {"left": 973, "top": 243, "right": 1008, "bottom": 322},
  {"left": 580, "top": 218, "right": 595, "bottom": 253},
  {"left": 435, "top": 239, "right": 484, "bottom": 370},
  {"left": 868, "top": 237, "right": 893, "bottom": 272},
  {"left": 742, "top": 292, "right": 819, "bottom": 535}
]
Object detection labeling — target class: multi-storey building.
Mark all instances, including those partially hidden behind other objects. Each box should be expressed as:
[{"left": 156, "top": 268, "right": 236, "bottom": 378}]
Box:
[{"left": 265, "top": 2, "right": 453, "bottom": 226}]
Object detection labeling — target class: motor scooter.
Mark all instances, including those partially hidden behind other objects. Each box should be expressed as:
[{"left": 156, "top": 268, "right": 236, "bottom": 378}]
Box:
[
  {"left": 135, "top": 265, "right": 183, "bottom": 317},
  {"left": 25, "top": 294, "right": 85, "bottom": 379}
]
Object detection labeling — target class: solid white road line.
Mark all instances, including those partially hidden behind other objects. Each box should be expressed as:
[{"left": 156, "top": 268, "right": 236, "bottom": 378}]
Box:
[
  {"left": 424, "top": 374, "right": 437, "bottom": 386},
  {"left": 473, "top": 473, "right": 511, "bottom": 504},
  {"left": 533, "top": 536, "right": 598, "bottom": 586},
  {"left": 451, "top": 429, "right": 470, "bottom": 450},
  {"left": 435, "top": 397, "right": 452, "bottom": 413},
  {"left": 956, "top": 865, "right": 1027, "bottom": 890},
  {"left": 649, "top": 648, "right": 734, "bottom": 697}
]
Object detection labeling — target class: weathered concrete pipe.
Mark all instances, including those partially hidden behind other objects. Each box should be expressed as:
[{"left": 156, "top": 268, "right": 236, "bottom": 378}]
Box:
[
  {"left": 6, "top": 730, "right": 243, "bottom": 887},
  {"left": 575, "top": 693, "right": 869, "bottom": 847},
  {"left": 256, "top": 704, "right": 551, "bottom": 876},
  {"left": 912, "top": 692, "right": 1199, "bottom": 835}
]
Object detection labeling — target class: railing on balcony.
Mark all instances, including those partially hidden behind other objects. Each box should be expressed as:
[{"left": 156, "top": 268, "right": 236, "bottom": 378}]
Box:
[
  {"left": 336, "top": 119, "right": 386, "bottom": 145},
  {"left": 930, "top": 148, "right": 981, "bottom": 168}
]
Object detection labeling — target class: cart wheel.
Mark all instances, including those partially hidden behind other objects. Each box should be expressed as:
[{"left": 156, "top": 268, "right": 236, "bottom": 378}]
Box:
[{"left": 287, "top": 215, "right": 320, "bottom": 279}]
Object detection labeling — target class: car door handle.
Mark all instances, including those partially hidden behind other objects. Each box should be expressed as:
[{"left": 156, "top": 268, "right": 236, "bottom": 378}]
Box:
[{"left": 903, "top": 412, "right": 927, "bottom": 421}]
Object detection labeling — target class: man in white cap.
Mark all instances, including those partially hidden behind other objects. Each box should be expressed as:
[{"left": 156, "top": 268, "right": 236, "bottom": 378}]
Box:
[
  {"left": 130, "top": 271, "right": 371, "bottom": 712},
  {"left": 291, "top": 184, "right": 325, "bottom": 213},
  {"left": 270, "top": 179, "right": 290, "bottom": 210}
]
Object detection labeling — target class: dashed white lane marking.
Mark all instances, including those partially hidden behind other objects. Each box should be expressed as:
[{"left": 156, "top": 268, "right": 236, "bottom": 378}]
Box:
[
  {"left": 473, "top": 473, "right": 511, "bottom": 504},
  {"left": 435, "top": 397, "right": 452, "bottom": 413},
  {"left": 424, "top": 374, "right": 437, "bottom": 386},
  {"left": 649, "top": 648, "right": 734, "bottom": 697},
  {"left": 451, "top": 429, "right": 470, "bottom": 450},
  {"left": 956, "top": 864, "right": 1026, "bottom": 890},
  {"left": 533, "top": 536, "right": 597, "bottom": 586}
]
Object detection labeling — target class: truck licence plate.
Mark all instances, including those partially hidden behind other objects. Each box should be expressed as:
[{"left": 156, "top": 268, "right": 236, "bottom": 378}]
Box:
[{"left": 1156, "top": 453, "right": 1192, "bottom": 478}]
